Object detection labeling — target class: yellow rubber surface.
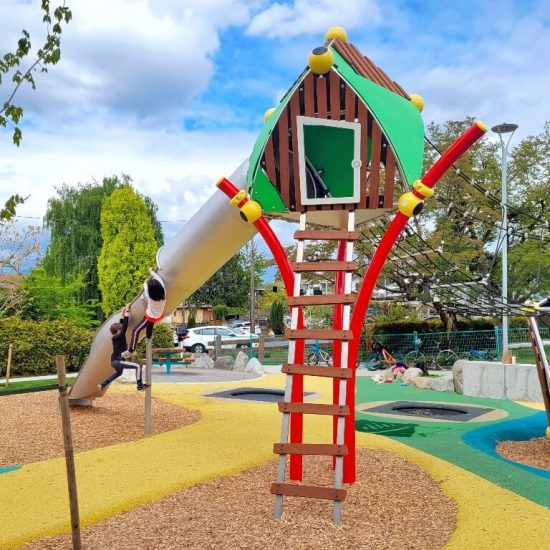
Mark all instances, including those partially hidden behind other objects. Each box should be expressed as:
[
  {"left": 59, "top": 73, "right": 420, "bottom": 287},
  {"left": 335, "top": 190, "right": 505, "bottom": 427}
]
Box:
[{"left": 0, "top": 375, "right": 548, "bottom": 549}]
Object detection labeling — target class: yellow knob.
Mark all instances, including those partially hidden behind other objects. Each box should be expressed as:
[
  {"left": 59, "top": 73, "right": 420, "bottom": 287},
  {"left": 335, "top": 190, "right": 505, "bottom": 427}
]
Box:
[
  {"left": 398, "top": 192, "right": 424, "bottom": 217},
  {"left": 325, "top": 26, "right": 347, "bottom": 43},
  {"left": 410, "top": 94, "right": 424, "bottom": 112},
  {"left": 240, "top": 200, "right": 262, "bottom": 223},
  {"left": 308, "top": 46, "right": 334, "bottom": 75},
  {"left": 264, "top": 107, "right": 276, "bottom": 122}
]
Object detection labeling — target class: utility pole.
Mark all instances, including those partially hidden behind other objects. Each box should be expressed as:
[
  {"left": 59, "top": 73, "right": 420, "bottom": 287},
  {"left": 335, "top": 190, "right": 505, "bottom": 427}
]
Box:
[
  {"left": 250, "top": 237, "right": 256, "bottom": 331},
  {"left": 491, "top": 122, "right": 518, "bottom": 363}
]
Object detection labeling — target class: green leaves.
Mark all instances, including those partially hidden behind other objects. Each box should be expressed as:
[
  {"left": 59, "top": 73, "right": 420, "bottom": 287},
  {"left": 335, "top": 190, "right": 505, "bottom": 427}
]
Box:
[
  {"left": 1, "top": 194, "right": 26, "bottom": 221},
  {"left": 1, "top": 2, "right": 72, "bottom": 148}
]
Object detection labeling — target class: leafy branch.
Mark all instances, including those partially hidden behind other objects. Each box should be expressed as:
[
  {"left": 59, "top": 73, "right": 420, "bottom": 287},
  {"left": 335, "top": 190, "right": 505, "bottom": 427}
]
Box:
[{"left": 1, "top": 1, "right": 72, "bottom": 146}]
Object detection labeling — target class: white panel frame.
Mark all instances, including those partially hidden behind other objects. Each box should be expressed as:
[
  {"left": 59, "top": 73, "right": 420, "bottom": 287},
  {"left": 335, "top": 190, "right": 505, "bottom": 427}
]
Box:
[{"left": 297, "top": 116, "right": 362, "bottom": 206}]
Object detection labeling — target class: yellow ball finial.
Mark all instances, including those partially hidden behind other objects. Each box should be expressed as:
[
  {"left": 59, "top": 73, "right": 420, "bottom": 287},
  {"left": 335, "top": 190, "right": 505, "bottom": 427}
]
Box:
[
  {"left": 308, "top": 46, "right": 334, "bottom": 75},
  {"left": 546, "top": 426, "right": 550, "bottom": 440},
  {"left": 325, "top": 26, "right": 347, "bottom": 43},
  {"left": 263, "top": 107, "right": 276, "bottom": 123},
  {"left": 410, "top": 94, "right": 424, "bottom": 112}
]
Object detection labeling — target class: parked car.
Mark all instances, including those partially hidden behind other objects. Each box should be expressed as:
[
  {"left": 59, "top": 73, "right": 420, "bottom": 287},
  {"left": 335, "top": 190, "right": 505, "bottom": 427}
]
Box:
[
  {"left": 181, "top": 326, "right": 259, "bottom": 353},
  {"left": 230, "top": 320, "right": 262, "bottom": 334}
]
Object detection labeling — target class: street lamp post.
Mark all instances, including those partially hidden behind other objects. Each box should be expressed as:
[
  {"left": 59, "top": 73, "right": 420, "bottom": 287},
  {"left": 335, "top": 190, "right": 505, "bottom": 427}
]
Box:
[{"left": 491, "top": 122, "right": 518, "bottom": 362}]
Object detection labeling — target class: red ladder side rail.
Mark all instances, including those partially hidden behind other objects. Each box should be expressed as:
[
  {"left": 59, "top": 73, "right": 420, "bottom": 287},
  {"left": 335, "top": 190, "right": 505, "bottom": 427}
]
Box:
[{"left": 344, "top": 121, "right": 488, "bottom": 483}]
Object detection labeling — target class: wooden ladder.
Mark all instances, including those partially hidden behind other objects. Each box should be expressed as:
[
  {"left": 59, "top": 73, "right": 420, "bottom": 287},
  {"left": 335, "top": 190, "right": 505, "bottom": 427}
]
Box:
[{"left": 271, "top": 211, "right": 358, "bottom": 524}]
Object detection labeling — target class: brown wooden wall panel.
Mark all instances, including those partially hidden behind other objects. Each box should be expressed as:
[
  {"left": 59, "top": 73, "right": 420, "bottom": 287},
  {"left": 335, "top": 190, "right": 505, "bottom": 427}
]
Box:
[
  {"left": 263, "top": 139, "right": 277, "bottom": 193},
  {"left": 369, "top": 121, "right": 382, "bottom": 207},
  {"left": 383, "top": 148, "right": 396, "bottom": 208},
  {"left": 329, "top": 72, "right": 341, "bottom": 120},
  {"left": 303, "top": 73, "right": 315, "bottom": 116},
  {"left": 277, "top": 108, "right": 290, "bottom": 197},
  {"left": 316, "top": 76, "right": 328, "bottom": 119},
  {"left": 344, "top": 85, "right": 355, "bottom": 122},
  {"left": 289, "top": 92, "right": 301, "bottom": 211},
  {"left": 357, "top": 101, "right": 368, "bottom": 207}
]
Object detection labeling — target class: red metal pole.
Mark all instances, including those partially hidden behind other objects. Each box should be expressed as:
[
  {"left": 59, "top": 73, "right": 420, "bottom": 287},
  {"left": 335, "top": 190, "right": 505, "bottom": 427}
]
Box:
[{"left": 343, "top": 121, "right": 487, "bottom": 483}]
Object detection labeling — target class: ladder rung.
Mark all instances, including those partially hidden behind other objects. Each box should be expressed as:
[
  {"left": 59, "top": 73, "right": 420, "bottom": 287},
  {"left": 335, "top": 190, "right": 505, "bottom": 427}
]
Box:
[
  {"left": 282, "top": 364, "right": 352, "bottom": 379},
  {"left": 273, "top": 443, "right": 348, "bottom": 456},
  {"left": 278, "top": 402, "right": 350, "bottom": 416},
  {"left": 294, "top": 230, "right": 359, "bottom": 241},
  {"left": 291, "top": 261, "right": 357, "bottom": 272},
  {"left": 271, "top": 483, "right": 347, "bottom": 501},
  {"left": 285, "top": 328, "right": 353, "bottom": 341},
  {"left": 287, "top": 294, "right": 356, "bottom": 306}
]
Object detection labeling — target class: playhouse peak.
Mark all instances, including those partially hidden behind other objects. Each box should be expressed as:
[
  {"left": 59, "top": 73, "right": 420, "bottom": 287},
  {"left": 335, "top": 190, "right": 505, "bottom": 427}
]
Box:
[{"left": 247, "top": 29, "right": 425, "bottom": 228}]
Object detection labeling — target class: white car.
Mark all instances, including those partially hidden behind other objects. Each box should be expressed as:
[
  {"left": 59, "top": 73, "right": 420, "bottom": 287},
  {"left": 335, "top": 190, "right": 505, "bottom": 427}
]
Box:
[
  {"left": 181, "top": 326, "right": 259, "bottom": 353},
  {"left": 230, "top": 321, "right": 262, "bottom": 334}
]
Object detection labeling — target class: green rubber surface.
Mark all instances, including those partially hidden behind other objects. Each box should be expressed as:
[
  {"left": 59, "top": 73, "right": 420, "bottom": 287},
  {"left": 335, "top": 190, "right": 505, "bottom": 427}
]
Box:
[{"left": 355, "top": 378, "right": 550, "bottom": 508}]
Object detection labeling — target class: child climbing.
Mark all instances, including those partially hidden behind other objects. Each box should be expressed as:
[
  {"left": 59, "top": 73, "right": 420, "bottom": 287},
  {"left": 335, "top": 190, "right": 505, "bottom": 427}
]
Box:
[
  {"left": 98, "top": 304, "right": 149, "bottom": 391},
  {"left": 126, "top": 267, "right": 167, "bottom": 354}
]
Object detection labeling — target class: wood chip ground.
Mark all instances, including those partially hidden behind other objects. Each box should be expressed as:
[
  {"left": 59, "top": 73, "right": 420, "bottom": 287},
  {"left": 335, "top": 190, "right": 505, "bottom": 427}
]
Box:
[
  {"left": 497, "top": 438, "right": 550, "bottom": 470},
  {"left": 0, "top": 392, "right": 199, "bottom": 466},
  {"left": 23, "top": 448, "right": 456, "bottom": 549}
]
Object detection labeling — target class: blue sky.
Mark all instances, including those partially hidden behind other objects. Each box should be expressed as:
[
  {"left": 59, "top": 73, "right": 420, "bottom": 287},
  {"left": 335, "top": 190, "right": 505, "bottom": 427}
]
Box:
[{"left": 1, "top": 0, "right": 549, "bottom": 265}]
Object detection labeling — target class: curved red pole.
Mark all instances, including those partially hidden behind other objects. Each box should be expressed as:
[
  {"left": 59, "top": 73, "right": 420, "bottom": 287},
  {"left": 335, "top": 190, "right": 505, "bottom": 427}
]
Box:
[{"left": 343, "top": 121, "right": 487, "bottom": 483}]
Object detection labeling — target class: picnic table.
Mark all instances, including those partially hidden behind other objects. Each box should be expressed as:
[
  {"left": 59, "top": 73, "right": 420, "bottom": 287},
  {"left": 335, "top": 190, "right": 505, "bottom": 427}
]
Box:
[{"left": 141, "top": 347, "right": 195, "bottom": 375}]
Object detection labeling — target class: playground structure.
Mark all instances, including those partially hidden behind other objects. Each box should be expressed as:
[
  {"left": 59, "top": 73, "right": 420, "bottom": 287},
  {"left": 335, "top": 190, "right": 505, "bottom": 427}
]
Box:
[
  {"left": 68, "top": 26, "right": 489, "bottom": 523},
  {"left": 524, "top": 297, "right": 550, "bottom": 438}
]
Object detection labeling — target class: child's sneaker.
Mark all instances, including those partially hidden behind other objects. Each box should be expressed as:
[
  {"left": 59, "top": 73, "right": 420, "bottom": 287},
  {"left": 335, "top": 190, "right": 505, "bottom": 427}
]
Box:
[
  {"left": 137, "top": 383, "right": 151, "bottom": 391},
  {"left": 121, "top": 350, "right": 133, "bottom": 359}
]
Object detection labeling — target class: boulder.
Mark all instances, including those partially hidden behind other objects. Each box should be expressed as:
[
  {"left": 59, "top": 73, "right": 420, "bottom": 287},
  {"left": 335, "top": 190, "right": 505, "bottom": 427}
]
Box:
[
  {"left": 402, "top": 367, "right": 423, "bottom": 383},
  {"left": 410, "top": 376, "right": 431, "bottom": 389},
  {"left": 452, "top": 361, "right": 465, "bottom": 394},
  {"left": 427, "top": 373, "right": 455, "bottom": 392},
  {"left": 192, "top": 353, "right": 214, "bottom": 370},
  {"left": 233, "top": 352, "right": 249, "bottom": 372},
  {"left": 215, "top": 356, "right": 235, "bottom": 370},
  {"left": 244, "top": 357, "right": 264, "bottom": 375}
]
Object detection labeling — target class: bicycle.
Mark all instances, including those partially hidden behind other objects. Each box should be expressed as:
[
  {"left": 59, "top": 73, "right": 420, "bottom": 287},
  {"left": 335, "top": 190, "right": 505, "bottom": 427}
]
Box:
[
  {"left": 307, "top": 342, "right": 333, "bottom": 366},
  {"left": 464, "top": 347, "right": 497, "bottom": 361},
  {"left": 433, "top": 340, "right": 459, "bottom": 370},
  {"left": 364, "top": 342, "right": 404, "bottom": 371}
]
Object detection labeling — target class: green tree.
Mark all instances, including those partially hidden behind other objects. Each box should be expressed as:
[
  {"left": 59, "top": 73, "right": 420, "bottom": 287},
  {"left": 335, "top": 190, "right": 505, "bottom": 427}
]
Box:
[
  {"left": 22, "top": 267, "right": 97, "bottom": 328},
  {"left": 43, "top": 174, "right": 163, "bottom": 317},
  {"left": 0, "top": 221, "right": 41, "bottom": 320},
  {"left": 270, "top": 300, "right": 285, "bottom": 335},
  {"left": 189, "top": 253, "right": 249, "bottom": 308},
  {"left": 97, "top": 186, "right": 158, "bottom": 315}
]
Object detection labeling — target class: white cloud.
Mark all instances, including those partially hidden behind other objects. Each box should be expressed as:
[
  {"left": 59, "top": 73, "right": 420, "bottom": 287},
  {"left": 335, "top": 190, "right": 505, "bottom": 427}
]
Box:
[{"left": 246, "top": 0, "right": 381, "bottom": 39}]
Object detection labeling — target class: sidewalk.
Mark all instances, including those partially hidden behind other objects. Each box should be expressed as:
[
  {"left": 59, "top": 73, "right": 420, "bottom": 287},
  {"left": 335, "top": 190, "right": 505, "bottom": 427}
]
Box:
[{"left": 0, "top": 373, "right": 78, "bottom": 384}]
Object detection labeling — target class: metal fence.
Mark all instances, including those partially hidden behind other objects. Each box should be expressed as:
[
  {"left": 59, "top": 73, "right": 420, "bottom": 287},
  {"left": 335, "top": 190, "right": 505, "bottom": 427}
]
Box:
[{"left": 211, "top": 326, "right": 550, "bottom": 366}]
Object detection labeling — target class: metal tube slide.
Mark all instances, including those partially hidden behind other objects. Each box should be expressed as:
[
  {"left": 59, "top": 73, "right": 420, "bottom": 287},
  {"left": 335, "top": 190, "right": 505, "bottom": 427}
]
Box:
[{"left": 69, "top": 161, "right": 256, "bottom": 402}]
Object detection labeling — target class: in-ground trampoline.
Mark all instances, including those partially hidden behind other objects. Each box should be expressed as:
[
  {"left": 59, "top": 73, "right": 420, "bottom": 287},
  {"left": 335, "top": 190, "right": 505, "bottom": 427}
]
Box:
[
  {"left": 356, "top": 400, "right": 507, "bottom": 422},
  {"left": 204, "top": 387, "right": 315, "bottom": 403}
]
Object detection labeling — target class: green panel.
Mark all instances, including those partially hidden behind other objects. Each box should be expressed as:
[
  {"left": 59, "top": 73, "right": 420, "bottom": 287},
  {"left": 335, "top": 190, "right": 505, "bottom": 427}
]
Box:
[
  {"left": 303, "top": 124, "right": 355, "bottom": 199},
  {"left": 331, "top": 48, "right": 424, "bottom": 186},
  {"left": 250, "top": 168, "right": 288, "bottom": 212}
]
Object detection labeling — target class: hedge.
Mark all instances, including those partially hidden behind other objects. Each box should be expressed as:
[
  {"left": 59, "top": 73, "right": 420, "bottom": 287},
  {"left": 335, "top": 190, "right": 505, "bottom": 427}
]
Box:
[
  {"left": 0, "top": 318, "right": 94, "bottom": 377},
  {"left": 0, "top": 319, "right": 175, "bottom": 378}
]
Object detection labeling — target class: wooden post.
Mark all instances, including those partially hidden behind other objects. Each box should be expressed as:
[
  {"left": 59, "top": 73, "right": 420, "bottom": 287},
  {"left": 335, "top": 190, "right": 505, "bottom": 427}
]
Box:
[
  {"left": 145, "top": 338, "right": 153, "bottom": 435},
  {"left": 259, "top": 335, "right": 265, "bottom": 362},
  {"left": 215, "top": 334, "right": 222, "bottom": 360},
  {"left": 55, "top": 355, "right": 82, "bottom": 550},
  {"left": 4, "top": 343, "right": 12, "bottom": 386}
]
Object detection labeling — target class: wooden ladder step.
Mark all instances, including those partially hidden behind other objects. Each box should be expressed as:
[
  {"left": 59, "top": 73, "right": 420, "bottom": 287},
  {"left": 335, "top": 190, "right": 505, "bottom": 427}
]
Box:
[
  {"left": 287, "top": 294, "right": 356, "bottom": 306},
  {"left": 271, "top": 482, "right": 347, "bottom": 501},
  {"left": 294, "top": 229, "right": 359, "bottom": 241},
  {"left": 278, "top": 402, "right": 350, "bottom": 416},
  {"left": 273, "top": 443, "right": 348, "bottom": 456},
  {"left": 291, "top": 261, "right": 357, "bottom": 272},
  {"left": 285, "top": 328, "right": 353, "bottom": 341},
  {"left": 282, "top": 364, "right": 352, "bottom": 379}
]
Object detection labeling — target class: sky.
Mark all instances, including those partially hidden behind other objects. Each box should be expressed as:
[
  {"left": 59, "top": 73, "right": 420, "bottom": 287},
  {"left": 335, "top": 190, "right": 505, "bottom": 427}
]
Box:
[{"left": 1, "top": 0, "right": 549, "bottom": 258}]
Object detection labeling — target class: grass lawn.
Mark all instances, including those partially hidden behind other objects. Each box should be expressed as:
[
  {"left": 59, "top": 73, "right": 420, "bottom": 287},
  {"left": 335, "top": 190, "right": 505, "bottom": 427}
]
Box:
[{"left": 0, "top": 377, "right": 76, "bottom": 396}]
